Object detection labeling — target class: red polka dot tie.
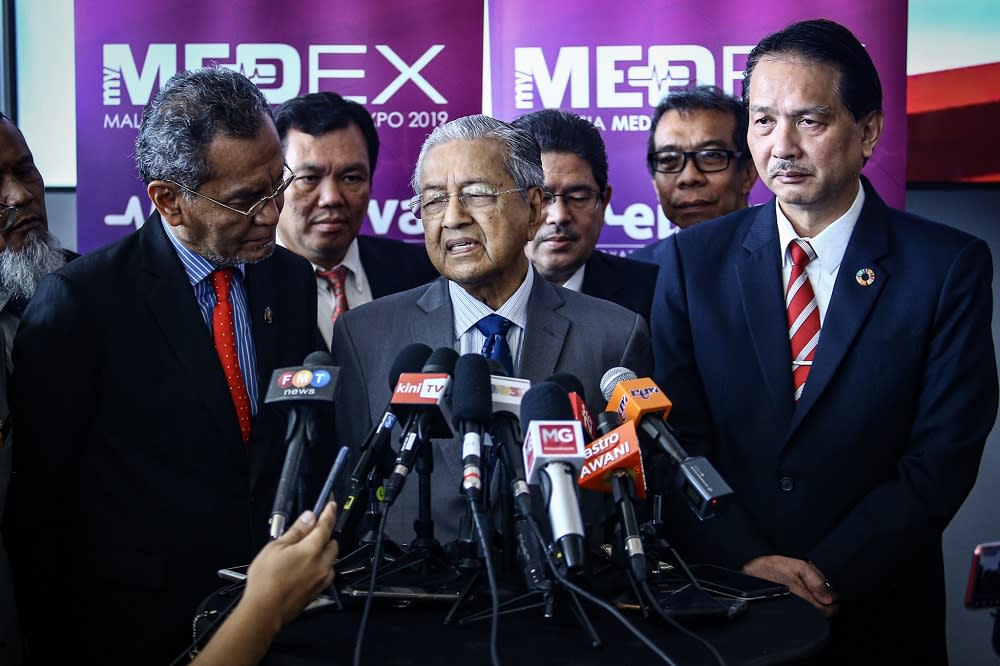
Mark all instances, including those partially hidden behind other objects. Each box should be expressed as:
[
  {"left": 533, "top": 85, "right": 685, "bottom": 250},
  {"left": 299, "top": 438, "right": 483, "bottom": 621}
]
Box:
[
  {"left": 786, "top": 240, "right": 821, "bottom": 402},
  {"left": 316, "top": 266, "right": 350, "bottom": 324},
  {"left": 211, "top": 268, "right": 252, "bottom": 446}
]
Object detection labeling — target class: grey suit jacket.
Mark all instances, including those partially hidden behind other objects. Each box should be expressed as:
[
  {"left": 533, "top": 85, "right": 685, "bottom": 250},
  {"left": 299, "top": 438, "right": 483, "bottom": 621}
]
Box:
[{"left": 331, "top": 271, "right": 652, "bottom": 545}]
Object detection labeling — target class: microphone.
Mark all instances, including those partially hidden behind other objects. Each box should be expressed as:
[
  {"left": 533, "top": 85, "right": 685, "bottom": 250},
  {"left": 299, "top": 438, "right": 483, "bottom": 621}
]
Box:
[
  {"left": 451, "top": 354, "right": 493, "bottom": 503},
  {"left": 334, "top": 343, "right": 432, "bottom": 535},
  {"left": 581, "top": 412, "right": 648, "bottom": 581},
  {"left": 547, "top": 372, "right": 596, "bottom": 441},
  {"left": 600, "top": 367, "right": 733, "bottom": 520},
  {"left": 485, "top": 360, "right": 533, "bottom": 517},
  {"left": 382, "top": 347, "right": 458, "bottom": 506},
  {"left": 521, "top": 381, "right": 587, "bottom": 574},
  {"left": 265, "top": 351, "right": 339, "bottom": 539}
]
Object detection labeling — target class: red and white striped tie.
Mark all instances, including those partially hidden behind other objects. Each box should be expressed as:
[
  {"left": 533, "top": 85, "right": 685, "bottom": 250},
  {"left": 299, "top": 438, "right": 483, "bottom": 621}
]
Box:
[{"left": 786, "top": 240, "right": 821, "bottom": 402}]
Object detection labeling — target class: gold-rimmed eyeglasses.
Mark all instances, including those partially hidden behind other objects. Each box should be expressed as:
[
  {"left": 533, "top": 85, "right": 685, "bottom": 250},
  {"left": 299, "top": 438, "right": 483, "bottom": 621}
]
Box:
[
  {"left": 165, "top": 166, "right": 296, "bottom": 219},
  {"left": 407, "top": 186, "right": 526, "bottom": 222}
]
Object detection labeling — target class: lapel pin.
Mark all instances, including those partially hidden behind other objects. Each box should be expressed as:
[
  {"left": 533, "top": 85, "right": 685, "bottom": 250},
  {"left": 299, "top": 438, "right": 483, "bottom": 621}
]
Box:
[
  {"left": 264, "top": 306, "right": 273, "bottom": 324},
  {"left": 855, "top": 268, "right": 875, "bottom": 287}
]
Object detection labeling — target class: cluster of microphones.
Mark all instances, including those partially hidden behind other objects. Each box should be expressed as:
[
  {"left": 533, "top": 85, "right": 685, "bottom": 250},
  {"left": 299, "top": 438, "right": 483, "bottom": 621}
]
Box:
[{"left": 258, "top": 346, "right": 740, "bottom": 664}]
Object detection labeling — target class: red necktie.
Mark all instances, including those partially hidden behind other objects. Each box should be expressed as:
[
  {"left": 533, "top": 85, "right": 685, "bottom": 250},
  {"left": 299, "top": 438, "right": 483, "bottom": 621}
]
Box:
[
  {"left": 317, "top": 266, "right": 349, "bottom": 324},
  {"left": 211, "top": 268, "right": 252, "bottom": 446},
  {"left": 786, "top": 240, "right": 821, "bottom": 402}
]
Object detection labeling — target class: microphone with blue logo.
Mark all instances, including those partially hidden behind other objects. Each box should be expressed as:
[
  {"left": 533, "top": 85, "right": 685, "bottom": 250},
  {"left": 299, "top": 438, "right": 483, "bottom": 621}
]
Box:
[{"left": 265, "top": 351, "right": 339, "bottom": 539}]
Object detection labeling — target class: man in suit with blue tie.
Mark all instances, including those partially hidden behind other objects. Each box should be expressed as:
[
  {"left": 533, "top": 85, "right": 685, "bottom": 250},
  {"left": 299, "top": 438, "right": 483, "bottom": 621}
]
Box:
[
  {"left": 651, "top": 19, "right": 997, "bottom": 664},
  {"left": 332, "top": 114, "right": 651, "bottom": 545},
  {"left": 512, "top": 109, "right": 659, "bottom": 324},
  {"left": 6, "top": 67, "right": 323, "bottom": 665},
  {"left": 273, "top": 92, "right": 438, "bottom": 349}
]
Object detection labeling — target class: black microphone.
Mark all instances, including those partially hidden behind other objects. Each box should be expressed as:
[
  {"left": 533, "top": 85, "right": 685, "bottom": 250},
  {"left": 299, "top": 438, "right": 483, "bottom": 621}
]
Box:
[
  {"left": 382, "top": 347, "right": 458, "bottom": 506},
  {"left": 451, "top": 354, "right": 493, "bottom": 504},
  {"left": 266, "top": 350, "right": 339, "bottom": 539},
  {"left": 485, "top": 361, "right": 532, "bottom": 518},
  {"left": 521, "top": 381, "right": 588, "bottom": 574},
  {"left": 600, "top": 367, "right": 733, "bottom": 520},
  {"left": 547, "top": 372, "right": 596, "bottom": 441},
  {"left": 334, "top": 343, "right": 432, "bottom": 535}
]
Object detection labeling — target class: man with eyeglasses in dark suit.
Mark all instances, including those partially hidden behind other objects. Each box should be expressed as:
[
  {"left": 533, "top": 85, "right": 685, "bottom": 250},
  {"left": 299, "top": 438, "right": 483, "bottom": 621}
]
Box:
[
  {"left": 513, "top": 109, "right": 658, "bottom": 324},
  {"left": 631, "top": 85, "right": 758, "bottom": 264}
]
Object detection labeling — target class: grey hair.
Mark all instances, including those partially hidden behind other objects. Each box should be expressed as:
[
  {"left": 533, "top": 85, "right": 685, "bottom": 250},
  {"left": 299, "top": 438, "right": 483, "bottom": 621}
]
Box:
[
  {"left": 134, "top": 67, "right": 272, "bottom": 190},
  {"left": 410, "top": 114, "right": 544, "bottom": 194}
]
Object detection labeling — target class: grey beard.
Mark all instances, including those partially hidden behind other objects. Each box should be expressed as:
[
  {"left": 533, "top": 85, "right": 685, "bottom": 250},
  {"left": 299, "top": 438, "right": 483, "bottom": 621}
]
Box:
[{"left": 0, "top": 229, "right": 67, "bottom": 301}]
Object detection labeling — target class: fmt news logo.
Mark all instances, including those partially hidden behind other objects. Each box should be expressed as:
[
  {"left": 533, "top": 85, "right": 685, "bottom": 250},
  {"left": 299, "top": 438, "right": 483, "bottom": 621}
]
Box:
[
  {"left": 513, "top": 43, "right": 753, "bottom": 110},
  {"left": 277, "top": 368, "right": 332, "bottom": 390},
  {"left": 102, "top": 42, "right": 446, "bottom": 106}
]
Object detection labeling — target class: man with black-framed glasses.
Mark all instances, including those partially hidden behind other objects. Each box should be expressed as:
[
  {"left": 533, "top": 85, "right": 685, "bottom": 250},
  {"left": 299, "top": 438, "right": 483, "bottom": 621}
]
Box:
[
  {"left": 631, "top": 85, "right": 758, "bottom": 263},
  {"left": 5, "top": 67, "right": 325, "bottom": 666},
  {"left": 512, "top": 109, "right": 659, "bottom": 324}
]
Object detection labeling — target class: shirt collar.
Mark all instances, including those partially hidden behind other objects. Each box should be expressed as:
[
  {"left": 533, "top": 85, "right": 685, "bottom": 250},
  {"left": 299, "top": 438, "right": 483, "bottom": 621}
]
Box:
[
  {"left": 560, "top": 263, "right": 586, "bottom": 292},
  {"left": 450, "top": 266, "right": 534, "bottom": 339},
  {"left": 776, "top": 179, "right": 865, "bottom": 275},
  {"left": 162, "top": 218, "right": 246, "bottom": 285}
]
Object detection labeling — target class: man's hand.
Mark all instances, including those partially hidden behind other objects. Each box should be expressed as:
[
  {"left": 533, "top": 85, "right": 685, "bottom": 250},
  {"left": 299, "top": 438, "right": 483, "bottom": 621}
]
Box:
[{"left": 743, "top": 555, "right": 839, "bottom": 617}]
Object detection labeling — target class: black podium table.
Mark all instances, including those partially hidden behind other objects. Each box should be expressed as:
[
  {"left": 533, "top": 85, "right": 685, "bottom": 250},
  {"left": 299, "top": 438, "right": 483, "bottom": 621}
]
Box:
[{"left": 203, "top": 585, "right": 828, "bottom": 665}]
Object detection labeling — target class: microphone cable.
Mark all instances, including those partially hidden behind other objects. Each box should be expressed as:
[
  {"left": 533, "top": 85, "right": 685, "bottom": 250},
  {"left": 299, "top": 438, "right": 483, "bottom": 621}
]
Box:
[
  {"left": 639, "top": 578, "right": 727, "bottom": 666},
  {"left": 353, "top": 500, "right": 391, "bottom": 666},
  {"left": 167, "top": 583, "right": 244, "bottom": 666},
  {"left": 469, "top": 497, "right": 502, "bottom": 666},
  {"left": 523, "top": 515, "right": 679, "bottom": 666}
]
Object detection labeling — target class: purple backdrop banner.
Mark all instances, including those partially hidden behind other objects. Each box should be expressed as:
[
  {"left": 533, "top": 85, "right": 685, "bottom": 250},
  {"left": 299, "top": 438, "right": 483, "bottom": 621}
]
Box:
[
  {"left": 74, "top": 1, "right": 484, "bottom": 253},
  {"left": 490, "top": 1, "right": 908, "bottom": 254}
]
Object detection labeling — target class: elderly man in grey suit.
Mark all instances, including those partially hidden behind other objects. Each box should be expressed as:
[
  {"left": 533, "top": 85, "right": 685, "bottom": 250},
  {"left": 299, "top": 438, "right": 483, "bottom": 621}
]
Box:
[{"left": 331, "top": 114, "right": 651, "bottom": 545}]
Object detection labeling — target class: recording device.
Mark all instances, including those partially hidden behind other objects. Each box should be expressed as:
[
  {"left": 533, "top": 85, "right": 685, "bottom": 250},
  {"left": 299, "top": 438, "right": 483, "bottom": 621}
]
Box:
[
  {"left": 600, "top": 367, "right": 733, "bottom": 520},
  {"left": 382, "top": 347, "right": 458, "bottom": 506},
  {"left": 547, "top": 372, "right": 596, "bottom": 441},
  {"left": 521, "top": 381, "right": 587, "bottom": 574},
  {"left": 451, "top": 354, "right": 493, "bottom": 503},
  {"left": 966, "top": 541, "right": 1000, "bottom": 609},
  {"left": 265, "top": 351, "right": 339, "bottom": 539},
  {"left": 581, "top": 412, "right": 648, "bottom": 581},
  {"left": 687, "top": 564, "right": 790, "bottom": 600},
  {"left": 335, "top": 343, "right": 433, "bottom": 535}
]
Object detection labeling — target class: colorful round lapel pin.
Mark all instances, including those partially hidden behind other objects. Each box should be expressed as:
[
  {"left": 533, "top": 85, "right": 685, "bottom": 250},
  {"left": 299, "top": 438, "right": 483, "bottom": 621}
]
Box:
[{"left": 855, "top": 268, "right": 876, "bottom": 287}]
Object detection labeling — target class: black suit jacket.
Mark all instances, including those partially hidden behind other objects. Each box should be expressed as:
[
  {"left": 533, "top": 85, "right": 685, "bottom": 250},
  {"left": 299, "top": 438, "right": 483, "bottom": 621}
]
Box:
[
  {"left": 5, "top": 214, "right": 319, "bottom": 665},
  {"left": 579, "top": 250, "right": 659, "bottom": 324},
  {"left": 651, "top": 179, "right": 997, "bottom": 662},
  {"left": 358, "top": 234, "right": 438, "bottom": 298}
]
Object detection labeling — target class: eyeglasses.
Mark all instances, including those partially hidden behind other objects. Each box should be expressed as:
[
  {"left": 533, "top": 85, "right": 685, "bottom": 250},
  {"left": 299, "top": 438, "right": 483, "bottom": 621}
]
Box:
[
  {"left": 0, "top": 204, "right": 16, "bottom": 232},
  {"left": 407, "top": 186, "right": 525, "bottom": 221},
  {"left": 166, "top": 166, "right": 296, "bottom": 219},
  {"left": 648, "top": 149, "right": 743, "bottom": 174},
  {"left": 543, "top": 189, "right": 603, "bottom": 213}
]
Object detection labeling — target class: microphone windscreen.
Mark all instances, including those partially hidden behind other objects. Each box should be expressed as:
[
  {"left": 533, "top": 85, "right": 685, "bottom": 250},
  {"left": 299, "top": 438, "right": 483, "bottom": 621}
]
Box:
[
  {"left": 304, "top": 350, "right": 334, "bottom": 366},
  {"left": 423, "top": 347, "right": 460, "bottom": 374},
  {"left": 520, "top": 381, "right": 574, "bottom": 425},
  {"left": 600, "top": 366, "right": 638, "bottom": 401},
  {"left": 452, "top": 354, "right": 493, "bottom": 427},
  {"left": 388, "top": 343, "right": 434, "bottom": 389},
  {"left": 546, "top": 372, "right": 586, "bottom": 400},
  {"left": 486, "top": 358, "right": 509, "bottom": 377}
]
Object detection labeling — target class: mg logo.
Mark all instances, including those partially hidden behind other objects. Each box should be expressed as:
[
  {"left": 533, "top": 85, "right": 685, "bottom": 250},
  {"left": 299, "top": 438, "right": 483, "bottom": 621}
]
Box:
[{"left": 538, "top": 424, "right": 580, "bottom": 455}]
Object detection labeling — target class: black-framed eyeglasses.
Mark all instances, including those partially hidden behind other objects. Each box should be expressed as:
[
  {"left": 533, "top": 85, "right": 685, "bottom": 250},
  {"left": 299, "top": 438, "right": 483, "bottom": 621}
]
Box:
[
  {"left": 407, "top": 186, "right": 525, "bottom": 221},
  {"left": 647, "top": 149, "right": 743, "bottom": 174},
  {"left": 166, "top": 165, "right": 296, "bottom": 219},
  {"left": 543, "top": 189, "right": 603, "bottom": 213},
  {"left": 0, "top": 204, "right": 17, "bottom": 232}
]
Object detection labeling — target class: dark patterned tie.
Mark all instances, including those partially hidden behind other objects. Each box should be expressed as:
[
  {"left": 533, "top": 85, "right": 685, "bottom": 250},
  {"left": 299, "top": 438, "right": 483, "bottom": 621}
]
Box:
[
  {"left": 211, "top": 268, "right": 252, "bottom": 446},
  {"left": 316, "top": 266, "right": 350, "bottom": 324},
  {"left": 476, "top": 314, "right": 514, "bottom": 376}
]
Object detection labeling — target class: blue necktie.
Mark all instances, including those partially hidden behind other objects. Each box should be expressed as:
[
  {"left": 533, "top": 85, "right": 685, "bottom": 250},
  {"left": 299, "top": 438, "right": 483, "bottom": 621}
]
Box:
[{"left": 476, "top": 314, "right": 514, "bottom": 376}]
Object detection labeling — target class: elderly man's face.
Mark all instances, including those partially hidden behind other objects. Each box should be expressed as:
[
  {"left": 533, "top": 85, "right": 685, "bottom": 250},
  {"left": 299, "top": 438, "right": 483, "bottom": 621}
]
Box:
[
  {"left": 165, "top": 120, "right": 286, "bottom": 265},
  {"left": 278, "top": 124, "right": 370, "bottom": 269},
  {"left": 0, "top": 119, "right": 49, "bottom": 252},
  {"left": 527, "top": 151, "right": 609, "bottom": 284},
  {"left": 419, "top": 138, "right": 543, "bottom": 309},
  {"left": 747, "top": 56, "right": 882, "bottom": 230}
]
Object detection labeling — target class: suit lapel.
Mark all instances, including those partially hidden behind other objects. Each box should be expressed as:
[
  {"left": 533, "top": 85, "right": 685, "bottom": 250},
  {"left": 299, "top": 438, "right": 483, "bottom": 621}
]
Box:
[
  {"left": 411, "top": 277, "right": 455, "bottom": 351},
  {"left": 580, "top": 253, "right": 620, "bottom": 303},
  {"left": 520, "top": 275, "right": 569, "bottom": 382},
  {"left": 788, "top": 185, "right": 890, "bottom": 436},
  {"left": 137, "top": 215, "right": 244, "bottom": 447},
  {"left": 244, "top": 259, "right": 282, "bottom": 489},
  {"left": 736, "top": 204, "right": 796, "bottom": 427}
]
